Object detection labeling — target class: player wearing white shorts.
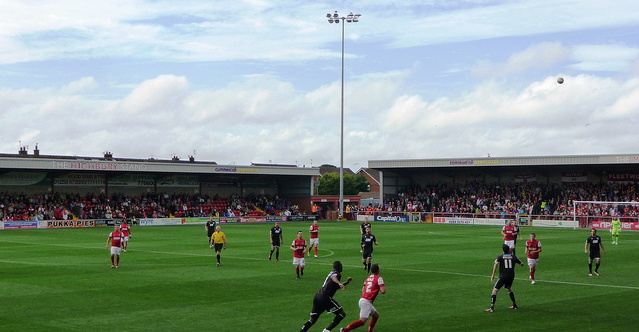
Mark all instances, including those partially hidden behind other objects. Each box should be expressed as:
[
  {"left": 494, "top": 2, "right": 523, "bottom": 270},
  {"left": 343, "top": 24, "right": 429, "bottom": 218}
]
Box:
[
  {"left": 120, "top": 220, "right": 131, "bottom": 251},
  {"left": 291, "top": 231, "right": 307, "bottom": 279},
  {"left": 106, "top": 225, "right": 124, "bottom": 268},
  {"left": 110, "top": 246, "right": 122, "bottom": 256},
  {"left": 524, "top": 233, "right": 542, "bottom": 284},
  {"left": 308, "top": 220, "right": 320, "bottom": 258},
  {"left": 502, "top": 220, "right": 517, "bottom": 253},
  {"left": 341, "top": 263, "right": 386, "bottom": 332}
]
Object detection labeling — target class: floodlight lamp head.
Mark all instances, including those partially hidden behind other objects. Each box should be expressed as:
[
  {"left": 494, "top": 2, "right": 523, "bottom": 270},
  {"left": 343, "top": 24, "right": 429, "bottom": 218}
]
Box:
[
  {"left": 326, "top": 13, "right": 331, "bottom": 18},
  {"left": 328, "top": 18, "right": 334, "bottom": 23},
  {"left": 333, "top": 12, "right": 339, "bottom": 18}
]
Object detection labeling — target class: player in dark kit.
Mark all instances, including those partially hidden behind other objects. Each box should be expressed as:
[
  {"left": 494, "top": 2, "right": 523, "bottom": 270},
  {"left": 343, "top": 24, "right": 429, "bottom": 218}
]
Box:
[
  {"left": 205, "top": 217, "right": 217, "bottom": 244},
  {"left": 359, "top": 218, "right": 371, "bottom": 252},
  {"left": 360, "top": 220, "right": 371, "bottom": 236},
  {"left": 361, "top": 227, "right": 378, "bottom": 273},
  {"left": 585, "top": 228, "right": 606, "bottom": 276},
  {"left": 486, "top": 244, "right": 524, "bottom": 312},
  {"left": 359, "top": 219, "right": 371, "bottom": 253},
  {"left": 269, "top": 222, "right": 283, "bottom": 261},
  {"left": 299, "top": 261, "right": 353, "bottom": 332}
]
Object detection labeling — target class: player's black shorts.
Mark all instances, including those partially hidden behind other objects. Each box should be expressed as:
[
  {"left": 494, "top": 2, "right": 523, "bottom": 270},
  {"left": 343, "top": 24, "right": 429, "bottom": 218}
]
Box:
[
  {"left": 214, "top": 243, "right": 224, "bottom": 252},
  {"left": 271, "top": 241, "right": 281, "bottom": 248},
  {"left": 362, "top": 249, "right": 373, "bottom": 260},
  {"left": 311, "top": 291, "right": 342, "bottom": 315},
  {"left": 493, "top": 276, "right": 514, "bottom": 290},
  {"left": 589, "top": 251, "right": 601, "bottom": 260}
]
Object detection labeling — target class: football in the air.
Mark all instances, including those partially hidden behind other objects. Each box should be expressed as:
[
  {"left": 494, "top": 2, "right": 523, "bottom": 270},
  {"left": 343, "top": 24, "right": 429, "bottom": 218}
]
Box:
[{"left": 557, "top": 77, "right": 564, "bottom": 84}]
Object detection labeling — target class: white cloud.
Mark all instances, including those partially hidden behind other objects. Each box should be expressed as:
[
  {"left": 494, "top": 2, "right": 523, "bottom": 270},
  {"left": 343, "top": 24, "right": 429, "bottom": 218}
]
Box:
[
  {"left": 570, "top": 44, "right": 639, "bottom": 72},
  {"left": 384, "top": 1, "right": 639, "bottom": 49},
  {"left": 1, "top": 69, "right": 638, "bottom": 167},
  {"left": 472, "top": 42, "right": 570, "bottom": 78},
  {"left": 1, "top": 0, "right": 639, "bottom": 169},
  {"left": 120, "top": 75, "right": 189, "bottom": 114}
]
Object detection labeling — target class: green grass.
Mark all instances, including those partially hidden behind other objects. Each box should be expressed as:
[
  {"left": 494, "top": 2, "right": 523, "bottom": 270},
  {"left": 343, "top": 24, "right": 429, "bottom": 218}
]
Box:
[{"left": 1, "top": 222, "right": 638, "bottom": 331}]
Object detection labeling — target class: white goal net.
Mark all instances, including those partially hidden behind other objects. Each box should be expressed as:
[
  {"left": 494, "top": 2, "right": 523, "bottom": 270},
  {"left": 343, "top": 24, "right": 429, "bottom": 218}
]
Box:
[{"left": 572, "top": 200, "right": 639, "bottom": 228}]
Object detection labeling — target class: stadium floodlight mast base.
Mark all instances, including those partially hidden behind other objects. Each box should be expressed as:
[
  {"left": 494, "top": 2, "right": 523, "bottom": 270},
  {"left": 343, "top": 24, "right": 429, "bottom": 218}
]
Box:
[{"left": 326, "top": 11, "right": 361, "bottom": 220}]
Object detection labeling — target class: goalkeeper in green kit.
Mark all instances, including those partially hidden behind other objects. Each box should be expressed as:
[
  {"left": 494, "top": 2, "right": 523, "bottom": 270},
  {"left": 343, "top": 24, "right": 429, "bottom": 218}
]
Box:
[{"left": 611, "top": 217, "right": 621, "bottom": 245}]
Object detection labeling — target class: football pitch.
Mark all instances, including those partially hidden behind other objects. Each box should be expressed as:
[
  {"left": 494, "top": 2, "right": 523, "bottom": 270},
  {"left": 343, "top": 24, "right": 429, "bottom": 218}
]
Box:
[{"left": 1, "top": 221, "right": 638, "bottom": 331}]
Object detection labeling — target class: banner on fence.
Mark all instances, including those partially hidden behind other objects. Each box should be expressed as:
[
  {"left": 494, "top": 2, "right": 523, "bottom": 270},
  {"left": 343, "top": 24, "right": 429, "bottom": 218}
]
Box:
[
  {"left": 591, "top": 221, "right": 639, "bottom": 230},
  {"left": 375, "top": 215, "right": 410, "bottom": 223},
  {"left": 47, "top": 220, "right": 96, "bottom": 228},
  {"left": 2, "top": 220, "right": 38, "bottom": 229},
  {"left": 433, "top": 217, "right": 473, "bottom": 224},
  {"left": 138, "top": 218, "right": 183, "bottom": 226},
  {"left": 532, "top": 219, "right": 578, "bottom": 228}
]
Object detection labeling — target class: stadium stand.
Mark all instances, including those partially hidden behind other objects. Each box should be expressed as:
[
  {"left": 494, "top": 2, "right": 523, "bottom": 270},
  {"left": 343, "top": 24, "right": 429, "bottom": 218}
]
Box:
[
  {"left": 0, "top": 192, "right": 300, "bottom": 221},
  {"left": 1, "top": 182, "right": 637, "bottom": 221},
  {"left": 347, "top": 182, "right": 639, "bottom": 217}
]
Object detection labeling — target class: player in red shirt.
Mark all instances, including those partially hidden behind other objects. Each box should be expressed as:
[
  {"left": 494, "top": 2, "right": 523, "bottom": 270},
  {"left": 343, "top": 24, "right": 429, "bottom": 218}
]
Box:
[
  {"left": 341, "top": 263, "right": 386, "bottom": 332},
  {"left": 524, "top": 233, "right": 542, "bottom": 284},
  {"left": 501, "top": 220, "right": 517, "bottom": 253},
  {"left": 308, "top": 220, "right": 320, "bottom": 258},
  {"left": 291, "top": 231, "right": 307, "bottom": 279},
  {"left": 120, "top": 220, "right": 131, "bottom": 251},
  {"left": 106, "top": 225, "right": 124, "bottom": 268}
]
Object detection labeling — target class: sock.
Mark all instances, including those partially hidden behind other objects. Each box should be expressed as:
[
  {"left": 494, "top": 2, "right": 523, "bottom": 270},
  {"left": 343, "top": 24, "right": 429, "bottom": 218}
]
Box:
[
  {"left": 270, "top": 249, "right": 274, "bottom": 256},
  {"left": 490, "top": 294, "right": 496, "bottom": 309},
  {"left": 116, "top": 256, "right": 120, "bottom": 265},
  {"left": 217, "top": 254, "right": 220, "bottom": 264},
  {"left": 325, "top": 311, "right": 345, "bottom": 331},
  {"left": 111, "top": 256, "right": 114, "bottom": 265},
  {"left": 368, "top": 316, "right": 378, "bottom": 332},
  {"left": 314, "top": 247, "right": 318, "bottom": 256},
  {"left": 276, "top": 250, "right": 280, "bottom": 259},
  {"left": 595, "top": 262, "right": 600, "bottom": 272},
  {"left": 530, "top": 271, "right": 535, "bottom": 281},
  {"left": 509, "top": 291, "right": 517, "bottom": 307},
  {"left": 296, "top": 266, "right": 300, "bottom": 277},
  {"left": 300, "top": 320, "right": 314, "bottom": 332},
  {"left": 367, "top": 262, "right": 371, "bottom": 273},
  {"left": 589, "top": 263, "right": 592, "bottom": 273},
  {"left": 345, "top": 319, "right": 365, "bottom": 331}
]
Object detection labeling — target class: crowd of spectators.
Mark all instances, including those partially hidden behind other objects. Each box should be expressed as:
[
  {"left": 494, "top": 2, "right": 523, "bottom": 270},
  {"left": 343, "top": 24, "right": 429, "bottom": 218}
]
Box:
[
  {"left": 348, "top": 182, "right": 639, "bottom": 217},
  {"left": 0, "top": 192, "right": 301, "bottom": 221},
  {"left": 1, "top": 182, "right": 638, "bottom": 221}
]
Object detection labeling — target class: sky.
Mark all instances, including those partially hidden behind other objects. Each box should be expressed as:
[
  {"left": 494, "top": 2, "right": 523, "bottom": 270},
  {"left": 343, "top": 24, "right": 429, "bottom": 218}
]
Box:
[{"left": 1, "top": 0, "right": 639, "bottom": 171}]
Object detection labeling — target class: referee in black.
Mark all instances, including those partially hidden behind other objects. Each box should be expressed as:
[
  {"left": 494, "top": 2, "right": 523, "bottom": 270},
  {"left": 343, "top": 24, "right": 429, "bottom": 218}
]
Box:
[{"left": 299, "top": 261, "right": 352, "bottom": 332}]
